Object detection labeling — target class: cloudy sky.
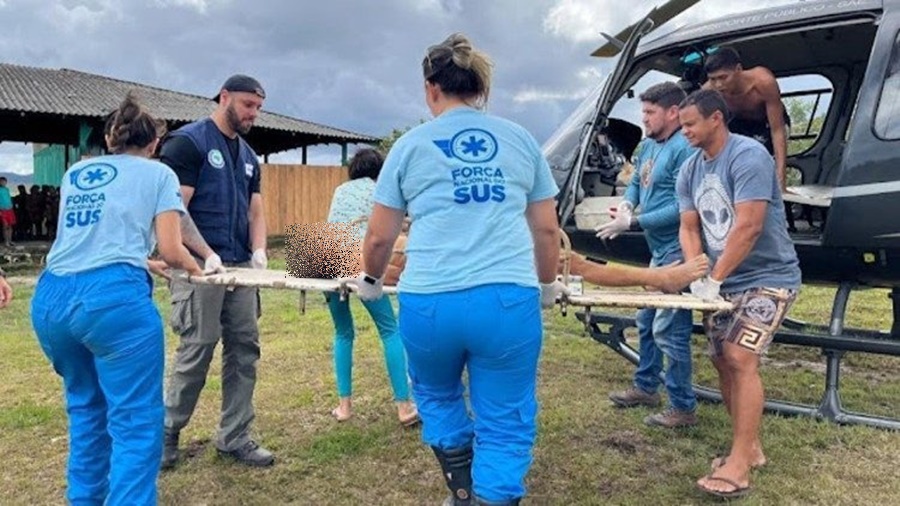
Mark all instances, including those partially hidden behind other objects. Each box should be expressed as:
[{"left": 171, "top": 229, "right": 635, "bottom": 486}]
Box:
[{"left": 0, "top": 0, "right": 799, "bottom": 174}]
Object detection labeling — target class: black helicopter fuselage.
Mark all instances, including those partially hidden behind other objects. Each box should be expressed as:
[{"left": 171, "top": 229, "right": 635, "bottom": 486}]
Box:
[
  {"left": 562, "top": 227, "right": 900, "bottom": 288},
  {"left": 550, "top": 0, "right": 900, "bottom": 289}
]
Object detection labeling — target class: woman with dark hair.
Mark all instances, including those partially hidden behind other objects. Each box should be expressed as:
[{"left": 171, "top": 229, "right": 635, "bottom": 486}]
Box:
[
  {"left": 31, "top": 92, "right": 202, "bottom": 504},
  {"left": 325, "top": 147, "right": 418, "bottom": 425}
]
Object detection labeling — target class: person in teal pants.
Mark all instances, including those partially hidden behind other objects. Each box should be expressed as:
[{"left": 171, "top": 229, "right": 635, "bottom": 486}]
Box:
[{"left": 326, "top": 148, "right": 418, "bottom": 425}]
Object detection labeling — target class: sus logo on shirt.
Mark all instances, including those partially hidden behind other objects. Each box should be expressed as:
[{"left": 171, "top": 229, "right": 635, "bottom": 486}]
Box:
[{"left": 435, "top": 129, "right": 506, "bottom": 205}]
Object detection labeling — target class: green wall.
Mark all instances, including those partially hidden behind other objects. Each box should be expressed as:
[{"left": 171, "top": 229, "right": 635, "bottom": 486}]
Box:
[{"left": 31, "top": 122, "right": 99, "bottom": 187}]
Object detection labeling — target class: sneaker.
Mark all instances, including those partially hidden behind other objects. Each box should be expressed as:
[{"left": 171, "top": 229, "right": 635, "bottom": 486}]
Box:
[
  {"left": 217, "top": 440, "right": 275, "bottom": 467},
  {"left": 160, "top": 431, "right": 179, "bottom": 470},
  {"left": 644, "top": 407, "right": 698, "bottom": 428},
  {"left": 608, "top": 387, "right": 661, "bottom": 408}
]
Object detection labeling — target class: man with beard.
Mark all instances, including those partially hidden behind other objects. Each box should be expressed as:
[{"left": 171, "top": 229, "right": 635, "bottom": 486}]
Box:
[
  {"left": 159, "top": 74, "right": 272, "bottom": 469},
  {"left": 594, "top": 82, "right": 699, "bottom": 428}
]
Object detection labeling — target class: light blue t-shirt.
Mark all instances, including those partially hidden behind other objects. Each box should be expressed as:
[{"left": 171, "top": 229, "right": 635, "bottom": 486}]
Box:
[
  {"left": 374, "top": 107, "right": 559, "bottom": 294},
  {"left": 624, "top": 130, "right": 695, "bottom": 264},
  {"left": 676, "top": 134, "right": 801, "bottom": 293},
  {"left": 327, "top": 177, "right": 376, "bottom": 240},
  {"left": 46, "top": 154, "right": 185, "bottom": 275}
]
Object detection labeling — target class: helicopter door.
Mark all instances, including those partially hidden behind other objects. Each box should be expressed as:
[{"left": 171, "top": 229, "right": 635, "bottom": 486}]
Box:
[
  {"left": 556, "top": 0, "right": 700, "bottom": 226},
  {"left": 557, "top": 16, "right": 652, "bottom": 226},
  {"left": 825, "top": 12, "right": 900, "bottom": 249}
]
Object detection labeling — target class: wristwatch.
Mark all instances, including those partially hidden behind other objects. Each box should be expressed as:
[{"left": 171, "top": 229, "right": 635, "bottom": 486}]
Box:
[{"left": 363, "top": 274, "right": 378, "bottom": 285}]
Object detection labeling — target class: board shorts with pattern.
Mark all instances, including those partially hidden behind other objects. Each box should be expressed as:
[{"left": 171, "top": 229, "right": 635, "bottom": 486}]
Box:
[{"left": 704, "top": 287, "right": 797, "bottom": 358}]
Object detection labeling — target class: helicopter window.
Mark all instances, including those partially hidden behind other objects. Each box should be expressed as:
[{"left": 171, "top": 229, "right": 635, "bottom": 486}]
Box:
[
  {"left": 778, "top": 74, "right": 834, "bottom": 156},
  {"left": 874, "top": 32, "right": 900, "bottom": 140}
]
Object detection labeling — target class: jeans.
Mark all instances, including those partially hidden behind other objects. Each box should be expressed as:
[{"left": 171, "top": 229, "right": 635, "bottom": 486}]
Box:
[
  {"left": 633, "top": 250, "right": 697, "bottom": 412},
  {"left": 632, "top": 305, "right": 697, "bottom": 412}
]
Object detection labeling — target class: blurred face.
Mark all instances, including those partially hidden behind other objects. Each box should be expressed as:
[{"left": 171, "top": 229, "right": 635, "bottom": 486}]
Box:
[
  {"left": 224, "top": 91, "right": 264, "bottom": 134},
  {"left": 706, "top": 67, "right": 740, "bottom": 94},
  {"left": 679, "top": 105, "right": 722, "bottom": 149},
  {"left": 641, "top": 102, "right": 674, "bottom": 140}
]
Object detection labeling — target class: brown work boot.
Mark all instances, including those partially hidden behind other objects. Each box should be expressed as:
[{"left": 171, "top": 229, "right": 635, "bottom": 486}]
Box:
[
  {"left": 644, "top": 407, "right": 698, "bottom": 428},
  {"left": 608, "top": 387, "right": 661, "bottom": 408}
]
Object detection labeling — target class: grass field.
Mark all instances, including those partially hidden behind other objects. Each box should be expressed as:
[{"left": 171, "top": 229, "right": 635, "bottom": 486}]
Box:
[{"left": 1, "top": 252, "right": 898, "bottom": 505}]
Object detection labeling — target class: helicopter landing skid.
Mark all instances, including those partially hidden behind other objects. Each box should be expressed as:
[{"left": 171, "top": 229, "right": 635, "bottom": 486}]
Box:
[{"left": 576, "top": 282, "right": 900, "bottom": 431}]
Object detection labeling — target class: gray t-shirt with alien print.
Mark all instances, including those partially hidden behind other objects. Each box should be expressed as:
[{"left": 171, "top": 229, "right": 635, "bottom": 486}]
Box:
[{"left": 676, "top": 134, "right": 801, "bottom": 293}]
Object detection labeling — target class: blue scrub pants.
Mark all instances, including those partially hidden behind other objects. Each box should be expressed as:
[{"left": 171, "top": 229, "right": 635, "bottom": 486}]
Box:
[
  {"left": 399, "top": 283, "right": 542, "bottom": 502},
  {"left": 31, "top": 264, "right": 164, "bottom": 506}
]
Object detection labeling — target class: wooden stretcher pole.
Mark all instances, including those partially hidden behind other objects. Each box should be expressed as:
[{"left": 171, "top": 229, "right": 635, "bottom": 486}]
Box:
[{"left": 558, "top": 228, "right": 572, "bottom": 316}]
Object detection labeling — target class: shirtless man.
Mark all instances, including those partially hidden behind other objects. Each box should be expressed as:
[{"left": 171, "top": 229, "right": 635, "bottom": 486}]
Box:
[{"left": 703, "top": 46, "right": 789, "bottom": 191}]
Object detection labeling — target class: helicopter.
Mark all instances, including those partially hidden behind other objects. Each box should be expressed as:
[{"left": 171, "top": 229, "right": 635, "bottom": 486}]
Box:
[{"left": 545, "top": 0, "right": 900, "bottom": 429}]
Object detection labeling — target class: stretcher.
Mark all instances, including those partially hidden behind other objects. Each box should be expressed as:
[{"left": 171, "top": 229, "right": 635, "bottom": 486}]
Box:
[{"left": 186, "top": 268, "right": 733, "bottom": 313}]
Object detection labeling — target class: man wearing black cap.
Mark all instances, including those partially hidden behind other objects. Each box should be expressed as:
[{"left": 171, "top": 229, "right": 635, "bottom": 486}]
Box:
[{"left": 160, "top": 74, "right": 273, "bottom": 468}]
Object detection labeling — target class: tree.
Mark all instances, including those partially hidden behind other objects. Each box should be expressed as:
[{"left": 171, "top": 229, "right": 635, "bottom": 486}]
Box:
[
  {"left": 377, "top": 120, "right": 427, "bottom": 155},
  {"left": 377, "top": 127, "right": 411, "bottom": 155},
  {"left": 784, "top": 95, "right": 827, "bottom": 156}
]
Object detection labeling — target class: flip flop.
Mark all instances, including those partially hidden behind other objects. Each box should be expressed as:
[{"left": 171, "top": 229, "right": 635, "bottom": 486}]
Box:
[
  {"left": 696, "top": 475, "right": 752, "bottom": 499},
  {"left": 331, "top": 408, "right": 352, "bottom": 422},
  {"left": 711, "top": 455, "right": 767, "bottom": 471}
]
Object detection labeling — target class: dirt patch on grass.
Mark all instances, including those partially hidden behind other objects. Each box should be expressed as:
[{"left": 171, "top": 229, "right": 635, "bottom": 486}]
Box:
[{"left": 599, "top": 430, "right": 649, "bottom": 455}]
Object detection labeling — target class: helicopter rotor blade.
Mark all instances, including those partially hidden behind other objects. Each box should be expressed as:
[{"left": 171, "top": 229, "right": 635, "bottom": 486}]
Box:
[
  {"left": 591, "top": 0, "right": 700, "bottom": 57},
  {"left": 598, "top": 31, "right": 625, "bottom": 53}
]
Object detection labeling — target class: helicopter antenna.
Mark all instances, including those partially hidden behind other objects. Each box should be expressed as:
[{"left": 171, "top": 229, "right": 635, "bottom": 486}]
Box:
[{"left": 592, "top": 0, "right": 700, "bottom": 57}]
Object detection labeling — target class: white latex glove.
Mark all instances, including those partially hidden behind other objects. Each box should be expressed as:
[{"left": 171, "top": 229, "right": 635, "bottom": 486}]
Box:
[
  {"left": 251, "top": 249, "right": 268, "bottom": 270},
  {"left": 342, "top": 272, "right": 384, "bottom": 301},
  {"left": 594, "top": 201, "right": 634, "bottom": 240},
  {"left": 690, "top": 276, "right": 723, "bottom": 302},
  {"left": 203, "top": 253, "right": 226, "bottom": 275},
  {"left": 540, "top": 280, "right": 572, "bottom": 309}
]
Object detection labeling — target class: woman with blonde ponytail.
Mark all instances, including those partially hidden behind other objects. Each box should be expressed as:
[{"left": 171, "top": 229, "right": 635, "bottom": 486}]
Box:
[{"left": 344, "top": 33, "right": 566, "bottom": 505}]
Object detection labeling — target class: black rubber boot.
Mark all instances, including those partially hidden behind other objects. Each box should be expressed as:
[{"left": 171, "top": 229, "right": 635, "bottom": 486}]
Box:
[
  {"left": 432, "top": 445, "right": 473, "bottom": 506},
  {"left": 474, "top": 497, "right": 521, "bottom": 506},
  {"left": 160, "top": 431, "right": 179, "bottom": 470}
]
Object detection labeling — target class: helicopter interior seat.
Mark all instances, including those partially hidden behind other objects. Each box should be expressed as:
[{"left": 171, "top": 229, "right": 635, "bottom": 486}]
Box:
[
  {"left": 783, "top": 184, "right": 833, "bottom": 207},
  {"left": 784, "top": 146, "right": 839, "bottom": 233},
  {"left": 781, "top": 108, "right": 849, "bottom": 232},
  {"left": 785, "top": 157, "right": 835, "bottom": 231}
]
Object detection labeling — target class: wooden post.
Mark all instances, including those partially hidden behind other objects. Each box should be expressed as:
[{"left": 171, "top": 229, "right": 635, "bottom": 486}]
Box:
[
  {"left": 302, "top": 145, "right": 308, "bottom": 165},
  {"left": 341, "top": 143, "right": 348, "bottom": 165}
]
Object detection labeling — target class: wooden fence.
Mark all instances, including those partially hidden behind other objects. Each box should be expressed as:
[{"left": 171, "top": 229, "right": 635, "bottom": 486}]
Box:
[{"left": 260, "top": 164, "right": 348, "bottom": 236}]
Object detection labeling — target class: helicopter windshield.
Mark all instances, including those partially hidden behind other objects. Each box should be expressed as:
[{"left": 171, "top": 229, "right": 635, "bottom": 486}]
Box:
[{"left": 542, "top": 77, "right": 607, "bottom": 188}]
